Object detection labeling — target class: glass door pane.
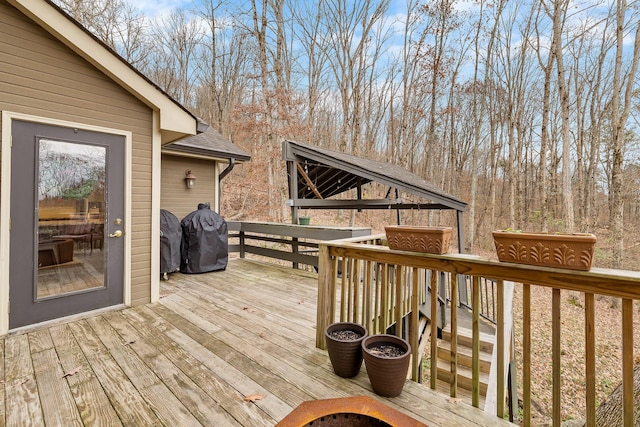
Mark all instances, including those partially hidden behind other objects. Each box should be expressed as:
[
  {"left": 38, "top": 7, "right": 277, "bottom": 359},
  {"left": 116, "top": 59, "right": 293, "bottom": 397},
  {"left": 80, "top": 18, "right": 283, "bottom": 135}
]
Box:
[{"left": 37, "top": 139, "right": 106, "bottom": 300}]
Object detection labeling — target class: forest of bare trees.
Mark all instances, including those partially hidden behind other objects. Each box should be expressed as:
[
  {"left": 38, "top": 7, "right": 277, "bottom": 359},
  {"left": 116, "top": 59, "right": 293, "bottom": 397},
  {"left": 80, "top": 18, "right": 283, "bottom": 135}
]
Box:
[{"left": 55, "top": 0, "right": 640, "bottom": 269}]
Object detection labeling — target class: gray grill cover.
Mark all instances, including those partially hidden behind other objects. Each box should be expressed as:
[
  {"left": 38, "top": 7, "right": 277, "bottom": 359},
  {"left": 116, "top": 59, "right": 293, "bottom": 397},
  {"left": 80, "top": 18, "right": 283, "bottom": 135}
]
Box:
[
  {"left": 160, "top": 209, "right": 182, "bottom": 275},
  {"left": 180, "top": 203, "right": 228, "bottom": 273}
]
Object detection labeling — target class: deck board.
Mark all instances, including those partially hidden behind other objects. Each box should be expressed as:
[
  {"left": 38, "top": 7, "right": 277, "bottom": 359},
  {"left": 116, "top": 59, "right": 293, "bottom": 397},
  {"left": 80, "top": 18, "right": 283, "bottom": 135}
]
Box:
[
  {"left": 48, "top": 323, "right": 124, "bottom": 426},
  {"left": 122, "top": 306, "right": 274, "bottom": 426},
  {"left": 67, "top": 320, "right": 162, "bottom": 426},
  {"left": 3, "top": 258, "right": 515, "bottom": 426},
  {"left": 31, "top": 347, "right": 83, "bottom": 427}
]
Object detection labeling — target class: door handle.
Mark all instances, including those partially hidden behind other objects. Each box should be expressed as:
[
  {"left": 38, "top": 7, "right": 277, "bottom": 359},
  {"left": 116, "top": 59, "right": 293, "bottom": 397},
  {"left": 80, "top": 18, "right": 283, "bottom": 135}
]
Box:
[{"left": 109, "top": 230, "right": 123, "bottom": 238}]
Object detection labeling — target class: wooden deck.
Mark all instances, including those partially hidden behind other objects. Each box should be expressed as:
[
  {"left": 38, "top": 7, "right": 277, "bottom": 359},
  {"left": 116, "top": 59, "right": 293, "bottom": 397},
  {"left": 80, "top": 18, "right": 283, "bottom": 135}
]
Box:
[{"left": 2, "top": 259, "right": 515, "bottom": 426}]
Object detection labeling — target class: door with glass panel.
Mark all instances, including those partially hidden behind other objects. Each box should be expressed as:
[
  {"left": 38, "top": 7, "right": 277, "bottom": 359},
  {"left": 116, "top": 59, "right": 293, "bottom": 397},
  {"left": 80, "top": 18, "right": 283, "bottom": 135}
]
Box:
[{"left": 9, "top": 120, "right": 125, "bottom": 329}]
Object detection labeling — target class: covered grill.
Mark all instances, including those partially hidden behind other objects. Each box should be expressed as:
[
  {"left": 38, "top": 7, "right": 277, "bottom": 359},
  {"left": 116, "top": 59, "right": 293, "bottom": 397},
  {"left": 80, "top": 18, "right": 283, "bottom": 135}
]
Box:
[
  {"left": 160, "top": 209, "right": 182, "bottom": 279},
  {"left": 180, "top": 203, "right": 228, "bottom": 273}
]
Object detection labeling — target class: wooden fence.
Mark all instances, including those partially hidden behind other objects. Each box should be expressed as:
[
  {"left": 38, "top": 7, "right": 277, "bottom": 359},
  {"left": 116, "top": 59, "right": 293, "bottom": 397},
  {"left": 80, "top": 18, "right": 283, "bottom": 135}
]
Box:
[{"left": 227, "top": 221, "right": 371, "bottom": 269}]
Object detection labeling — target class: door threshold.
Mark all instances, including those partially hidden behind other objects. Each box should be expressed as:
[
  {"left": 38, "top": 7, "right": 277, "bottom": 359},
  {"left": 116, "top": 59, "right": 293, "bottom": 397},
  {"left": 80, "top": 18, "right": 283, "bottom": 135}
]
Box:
[{"left": 7, "top": 304, "right": 127, "bottom": 336}]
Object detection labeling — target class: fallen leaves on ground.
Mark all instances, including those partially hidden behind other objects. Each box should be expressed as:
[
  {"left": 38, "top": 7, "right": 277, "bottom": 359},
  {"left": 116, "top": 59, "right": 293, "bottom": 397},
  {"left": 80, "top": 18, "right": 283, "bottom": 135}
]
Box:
[
  {"left": 62, "top": 367, "right": 82, "bottom": 378},
  {"left": 511, "top": 286, "right": 640, "bottom": 424},
  {"left": 243, "top": 393, "right": 266, "bottom": 403}
]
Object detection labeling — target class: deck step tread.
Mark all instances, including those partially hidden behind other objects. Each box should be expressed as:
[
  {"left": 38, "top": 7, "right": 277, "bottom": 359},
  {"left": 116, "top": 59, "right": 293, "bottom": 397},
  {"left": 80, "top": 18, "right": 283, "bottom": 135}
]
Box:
[
  {"left": 441, "top": 326, "right": 494, "bottom": 353},
  {"left": 436, "top": 359, "right": 489, "bottom": 395},
  {"left": 437, "top": 340, "right": 492, "bottom": 373}
]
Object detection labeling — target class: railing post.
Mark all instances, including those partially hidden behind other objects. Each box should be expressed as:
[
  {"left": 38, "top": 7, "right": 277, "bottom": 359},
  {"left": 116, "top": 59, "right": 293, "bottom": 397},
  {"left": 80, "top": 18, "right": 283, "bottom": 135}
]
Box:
[
  {"left": 395, "top": 266, "right": 404, "bottom": 339},
  {"left": 496, "top": 279, "right": 504, "bottom": 418},
  {"left": 410, "top": 268, "right": 420, "bottom": 381},
  {"left": 292, "top": 236, "right": 299, "bottom": 269},
  {"left": 316, "top": 243, "right": 334, "bottom": 349},
  {"left": 508, "top": 331, "right": 518, "bottom": 422},
  {"left": 622, "top": 298, "right": 634, "bottom": 427},
  {"left": 523, "top": 284, "right": 531, "bottom": 427},
  {"left": 438, "top": 271, "right": 447, "bottom": 329},
  {"left": 585, "top": 293, "right": 596, "bottom": 426},
  {"left": 450, "top": 273, "right": 458, "bottom": 397},
  {"left": 430, "top": 270, "right": 438, "bottom": 390},
  {"left": 458, "top": 273, "right": 469, "bottom": 310},
  {"left": 552, "top": 289, "right": 561, "bottom": 426},
  {"left": 472, "top": 276, "right": 480, "bottom": 408},
  {"left": 239, "top": 230, "right": 245, "bottom": 258}
]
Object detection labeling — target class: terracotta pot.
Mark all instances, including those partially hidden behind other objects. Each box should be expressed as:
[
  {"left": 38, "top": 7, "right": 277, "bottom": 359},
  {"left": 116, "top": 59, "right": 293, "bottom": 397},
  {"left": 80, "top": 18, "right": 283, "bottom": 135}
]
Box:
[
  {"left": 385, "top": 226, "right": 452, "bottom": 254},
  {"left": 325, "top": 322, "right": 368, "bottom": 378},
  {"left": 362, "top": 334, "right": 411, "bottom": 397},
  {"left": 492, "top": 230, "right": 597, "bottom": 271}
]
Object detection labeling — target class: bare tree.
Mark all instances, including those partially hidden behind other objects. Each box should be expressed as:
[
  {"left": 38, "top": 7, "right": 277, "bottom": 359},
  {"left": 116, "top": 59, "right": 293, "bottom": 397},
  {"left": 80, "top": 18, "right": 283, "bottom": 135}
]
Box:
[
  {"left": 491, "top": 3, "right": 538, "bottom": 229},
  {"left": 195, "top": 0, "right": 250, "bottom": 133},
  {"left": 246, "top": 0, "right": 299, "bottom": 220},
  {"left": 290, "top": 0, "right": 332, "bottom": 144},
  {"left": 548, "top": 0, "right": 575, "bottom": 231},
  {"left": 467, "top": 0, "right": 505, "bottom": 250},
  {"left": 148, "top": 9, "right": 204, "bottom": 107},
  {"left": 386, "top": 0, "right": 430, "bottom": 172},
  {"left": 53, "top": 0, "right": 110, "bottom": 32},
  {"left": 414, "top": 0, "right": 460, "bottom": 182},
  {"left": 609, "top": 0, "right": 640, "bottom": 267},
  {"left": 321, "top": 0, "right": 390, "bottom": 154},
  {"left": 54, "top": 0, "right": 151, "bottom": 69}
]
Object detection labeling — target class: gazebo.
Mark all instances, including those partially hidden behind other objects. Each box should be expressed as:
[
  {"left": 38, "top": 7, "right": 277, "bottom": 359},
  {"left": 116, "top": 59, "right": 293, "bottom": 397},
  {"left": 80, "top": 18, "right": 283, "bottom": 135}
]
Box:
[{"left": 282, "top": 140, "right": 468, "bottom": 253}]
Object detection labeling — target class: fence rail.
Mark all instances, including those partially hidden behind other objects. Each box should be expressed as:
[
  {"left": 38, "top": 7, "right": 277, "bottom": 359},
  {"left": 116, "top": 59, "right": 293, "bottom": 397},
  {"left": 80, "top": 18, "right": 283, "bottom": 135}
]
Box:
[
  {"left": 316, "top": 235, "right": 640, "bottom": 426},
  {"left": 227, "top": 221, "right": 371, "bottom": 268}
]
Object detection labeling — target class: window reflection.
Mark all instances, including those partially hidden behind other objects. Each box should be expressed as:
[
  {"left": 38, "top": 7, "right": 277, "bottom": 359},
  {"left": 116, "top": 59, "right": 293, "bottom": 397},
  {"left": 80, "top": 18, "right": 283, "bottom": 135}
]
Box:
[{"left": 36, "top": 139, "right": 106, "bottom": 299}]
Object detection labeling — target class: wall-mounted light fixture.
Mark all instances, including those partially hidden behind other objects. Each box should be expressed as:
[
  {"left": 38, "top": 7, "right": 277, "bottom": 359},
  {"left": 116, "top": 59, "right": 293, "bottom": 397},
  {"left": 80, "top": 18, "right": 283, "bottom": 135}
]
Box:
[{"left": 185, "top": 169, "right": 197, "bottom": 189}]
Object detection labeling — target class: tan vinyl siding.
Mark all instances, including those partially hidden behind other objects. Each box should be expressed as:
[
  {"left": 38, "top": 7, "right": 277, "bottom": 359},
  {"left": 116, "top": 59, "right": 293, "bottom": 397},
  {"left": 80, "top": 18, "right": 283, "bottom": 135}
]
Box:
[
  {"left": 161, "top": 154, "right": 219, "bottom": 220},
  {"left": 0, "top": 0, "right": 155, "bottom": 305}
]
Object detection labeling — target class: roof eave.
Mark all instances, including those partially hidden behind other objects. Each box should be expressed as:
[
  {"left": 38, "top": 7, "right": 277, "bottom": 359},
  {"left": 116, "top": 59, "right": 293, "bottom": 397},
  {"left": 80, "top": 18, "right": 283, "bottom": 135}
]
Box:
[{"left": 162, "top": 146, "right": 251, "bottom": 163}]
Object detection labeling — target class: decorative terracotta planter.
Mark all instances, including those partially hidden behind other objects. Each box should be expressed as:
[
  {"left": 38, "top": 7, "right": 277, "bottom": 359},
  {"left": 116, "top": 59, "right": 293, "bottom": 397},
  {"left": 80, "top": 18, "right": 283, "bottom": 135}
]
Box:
[
  {"left": 385, "top": 226, "right": 452, "bottom": 254},
  {"left": 361, "top": 334, "right": 411, "bottom": 397},
  {"left": 325, "top": 322, "right": 368, "bottom": 378},
  {"left": 492, "top": 230, "right": 597, "bottom": 271}
]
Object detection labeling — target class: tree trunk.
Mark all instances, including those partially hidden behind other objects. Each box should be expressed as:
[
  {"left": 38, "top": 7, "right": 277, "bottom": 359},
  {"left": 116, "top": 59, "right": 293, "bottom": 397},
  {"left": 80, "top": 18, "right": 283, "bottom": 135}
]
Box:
[
  {"left": 551, "top": 0, "right": 575, "bottom": 232},
  {"left": 589, "top": 362, "right": 640, "bottom": 426},
  {"left": 610, "top": 0, "right": 640, "bottom": 267}
]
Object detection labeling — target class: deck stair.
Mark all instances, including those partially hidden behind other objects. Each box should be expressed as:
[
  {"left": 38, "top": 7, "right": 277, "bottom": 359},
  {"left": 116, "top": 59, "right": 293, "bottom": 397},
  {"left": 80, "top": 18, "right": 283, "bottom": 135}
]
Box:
[{"left": 435, "top": 324, "right": 494, "bottom": 402}]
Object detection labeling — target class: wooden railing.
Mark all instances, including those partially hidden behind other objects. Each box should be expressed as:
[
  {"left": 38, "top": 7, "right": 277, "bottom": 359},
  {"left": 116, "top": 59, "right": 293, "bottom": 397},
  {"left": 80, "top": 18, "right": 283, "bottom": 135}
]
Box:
[
  {"left": 316, "top": 235, "right": 640, "bottom": 426},
  {"left": 227, "top": 221, "right": 371, "bottom": 269}
]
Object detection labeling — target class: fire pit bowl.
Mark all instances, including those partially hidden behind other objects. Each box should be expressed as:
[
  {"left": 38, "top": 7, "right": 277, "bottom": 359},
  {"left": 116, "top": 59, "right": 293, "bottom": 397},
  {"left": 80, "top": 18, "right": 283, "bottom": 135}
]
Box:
[{"left": 275, "top": 396, "right": 428, "bottom": 426}]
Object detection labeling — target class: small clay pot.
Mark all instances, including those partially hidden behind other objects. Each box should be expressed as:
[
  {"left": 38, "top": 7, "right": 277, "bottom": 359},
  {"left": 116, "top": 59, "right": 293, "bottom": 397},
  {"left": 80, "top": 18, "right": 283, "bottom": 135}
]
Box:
[
  {"left": 325, "top": 322, "right": 368, "bottom": 378},
  {"left": 362, "top": 334, "right": 411, "bottom": 397}
]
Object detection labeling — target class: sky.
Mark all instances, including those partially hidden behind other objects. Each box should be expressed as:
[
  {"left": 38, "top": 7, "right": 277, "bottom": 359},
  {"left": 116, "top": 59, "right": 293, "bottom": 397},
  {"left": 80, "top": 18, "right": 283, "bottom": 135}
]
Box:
[
  {"left": 133, "top": 0, "right": 412, "bottom": 18},
  {"left": 134, "top": 0, "right": 189, "bottom": 17}
]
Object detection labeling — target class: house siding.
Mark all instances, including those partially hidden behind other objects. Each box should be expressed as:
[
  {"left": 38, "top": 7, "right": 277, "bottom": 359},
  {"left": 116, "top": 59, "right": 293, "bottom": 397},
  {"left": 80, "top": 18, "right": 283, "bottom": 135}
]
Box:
[
  {"left": 0, "top": 0, "right": 154, "bottom": 306},
  {"left": 161, "top": 154, "right": 219, "bottom": 220}
]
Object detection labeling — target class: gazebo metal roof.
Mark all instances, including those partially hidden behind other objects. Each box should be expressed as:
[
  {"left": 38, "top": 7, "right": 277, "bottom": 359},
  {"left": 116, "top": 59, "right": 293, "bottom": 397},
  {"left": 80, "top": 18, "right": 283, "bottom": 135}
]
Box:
[{"left": 283, "top": 140, "right": 468, "bottom": 252}]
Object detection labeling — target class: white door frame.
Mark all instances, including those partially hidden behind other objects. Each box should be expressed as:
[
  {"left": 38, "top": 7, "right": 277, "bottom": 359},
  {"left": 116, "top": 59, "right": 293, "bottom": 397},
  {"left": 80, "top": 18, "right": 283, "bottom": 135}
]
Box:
[{"left": 0, "top": 111, "right": 132, "bottom": 335}]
